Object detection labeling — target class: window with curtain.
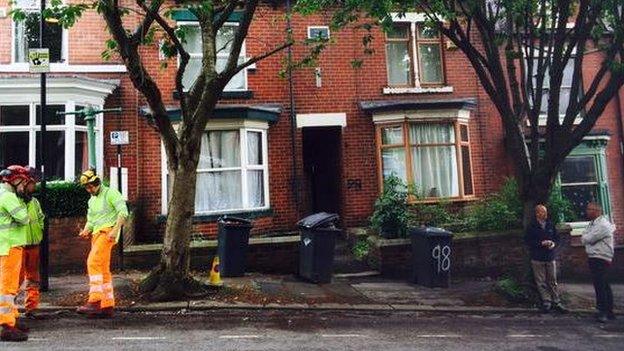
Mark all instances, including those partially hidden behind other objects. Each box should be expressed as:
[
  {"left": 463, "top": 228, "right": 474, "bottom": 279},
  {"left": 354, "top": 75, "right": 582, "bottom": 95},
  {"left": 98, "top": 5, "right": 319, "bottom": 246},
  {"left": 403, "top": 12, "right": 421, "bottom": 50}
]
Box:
[
  {"left": 193, "top": 129, "right": 268, "bottom": 213},
  {"left": 180, "top": 23, "right": 247, "bottom": 91},
  {"left": 378, "top": 122, "right": 473, "bottom": 200},
  {"left": 0, "top": 103, "right": 100, "bottom": 180},
  {"left": 385, "top": 22, "right": 445, "bottom": 87},
  {"left": 13, "top": 0, "right": 64, "bottom": 63},
  {"left": 529, "top": 58, "right": 577, "bottom": 116}
]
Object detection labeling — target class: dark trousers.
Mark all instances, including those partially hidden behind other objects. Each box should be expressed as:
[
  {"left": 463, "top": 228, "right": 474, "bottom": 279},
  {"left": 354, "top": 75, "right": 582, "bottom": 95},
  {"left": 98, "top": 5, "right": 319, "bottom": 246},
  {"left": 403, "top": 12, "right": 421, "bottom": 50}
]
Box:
[{"left": 588, "top": 258, "right": 614, "bottom": 313}]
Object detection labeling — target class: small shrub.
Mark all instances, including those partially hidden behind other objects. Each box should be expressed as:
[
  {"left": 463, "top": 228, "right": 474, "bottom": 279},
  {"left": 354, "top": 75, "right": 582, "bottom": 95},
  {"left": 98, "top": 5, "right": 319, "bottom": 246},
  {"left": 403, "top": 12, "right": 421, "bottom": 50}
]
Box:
[
  {"left": 35, "top": 181, "right": 89, "bottom": 218},
  {"left": 468, "top": 198, "right": 521, "bottom": 231},
  {"left": 370, "top": 175, "right": 411, "bottom": 238},
  {"left": 495, "top": 275, "right": 540, "bottom": 305},
  {"left": 352, "top": 239, "right": 371, "bottom": 261},
  {"left": 410, "top": 202, "right": 452, "bottom": 227}
]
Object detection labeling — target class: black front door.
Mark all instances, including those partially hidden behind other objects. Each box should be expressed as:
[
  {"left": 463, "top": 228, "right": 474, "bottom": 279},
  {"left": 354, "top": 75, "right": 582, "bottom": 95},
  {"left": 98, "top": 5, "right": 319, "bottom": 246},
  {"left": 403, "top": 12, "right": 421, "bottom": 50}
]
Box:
[{"left": 302, "top": 127, "right": 342, "bottom": 214}]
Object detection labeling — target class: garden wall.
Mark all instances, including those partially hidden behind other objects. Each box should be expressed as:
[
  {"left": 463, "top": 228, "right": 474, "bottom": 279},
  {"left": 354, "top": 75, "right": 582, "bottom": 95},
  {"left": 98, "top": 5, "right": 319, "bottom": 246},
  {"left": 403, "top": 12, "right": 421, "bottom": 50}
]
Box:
[{"left": 368, "top": 228, "right": 624, "bottom": 281}]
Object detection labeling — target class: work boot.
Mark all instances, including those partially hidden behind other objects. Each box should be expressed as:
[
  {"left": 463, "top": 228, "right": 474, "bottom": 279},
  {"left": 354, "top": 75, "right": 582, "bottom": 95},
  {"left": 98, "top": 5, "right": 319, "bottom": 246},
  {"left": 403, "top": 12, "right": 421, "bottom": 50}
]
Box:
[
  {"left": 14, "top": 319, "right": 29, "bottom": 333},
  {"left": 76, "top": 301, "right": 101, "bottom": 315},
  {"left": 87, "top": 306, "right": 113, "bottom": 319},
  {"left": 0, "top": 325, "right": 28, "bottom": 342},
  {"left": 551, "top": 302, "right": 569, "bottom": 314}
]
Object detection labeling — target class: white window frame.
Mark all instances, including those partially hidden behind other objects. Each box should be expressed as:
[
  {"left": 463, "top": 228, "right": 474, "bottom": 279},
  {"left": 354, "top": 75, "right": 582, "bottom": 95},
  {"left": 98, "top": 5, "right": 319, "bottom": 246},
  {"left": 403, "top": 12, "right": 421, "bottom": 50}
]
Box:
[
  {"left": 161, "top": 123, "right": 270, "bottom": 215},
  {"left": 11, "top": 0, "right": 69, "bottom": 66},
  {"left": 307, "top": 26, "right": 330, "bottom": 39},
  {"left": 0, "top": 102, "right": 104, "bottom": 180},
  {"left": 177, "top": 21, "right": 248, "bottom": 92}
]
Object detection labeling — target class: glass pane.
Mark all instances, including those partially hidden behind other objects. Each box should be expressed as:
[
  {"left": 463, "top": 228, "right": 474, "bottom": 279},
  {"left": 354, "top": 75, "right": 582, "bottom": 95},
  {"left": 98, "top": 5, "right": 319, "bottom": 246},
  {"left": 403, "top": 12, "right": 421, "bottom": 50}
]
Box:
[
  {"left": 247, "top": 170, "right": 265, "bottom": 208},
  {"left": 0, "top": 106, "right": 29, "bottom": 126},
  {"left": 75, "top": 105, "right": 87, "bottom": 125},
  {"left": 387, "top": 24, "right": 409, "bottom": 39},
  {"left": 418, "top": 44, "right": 443, "bottom": 83},
  {"left": 247, "top": 131, "right": 263, "bottom": 165},
  {"left": 386, "top": 42, "right": 411, "bottom": 86},
  {"left": 460, "top": 124, "right": 469, "bottom": 142},
  {"left": 560, "top": 156, "right": 597, "bottom": 184},
  {"left": 216, "top": 57, "right": 246, "bottom": 90},
  {"left": 381, "top": 126, "right": 403, "bottom": 145},
  {"left": 195, "top": 171, "right": 242, "bottom": 212},
  {"left": 461, "top": 145, "right": 473, "bottom": 195},
  {"left": 0, "top": 132, "right": 29, "bottom": 166},
  {"left": 181, "top": 25, "right": 202, "bottom": 54},
  {"left": 308, "top": 27, "right": 329, "bottom": 39},
  {"left": 216, "top": 25, "right": 237, "bottom": 55},
  {"left": 36, "top": 131, "right": 65, "bottom": 180},
  {"left": 409, "top": 123, "right": 455, "bottom": 144},
  {"left": 75, "top": 131, "right": 88, "bottom": 177},
  {"left": 418, "top": 26, "right": 439, "bottom": 39},
  {"left": 561, "top": 184, "right": 598, "bottom": 221},
  {"left": 559, "top": 88, "right": 571, "bottom": 115},
  {"left": 411, "top": 145, "right": 459, "bottom": 198},
  {"left": 182, "top": 57, "right": 202, "bottom": 90},
  {"left": 15, "top": 13, "right": 63, "bottom": 63},
  {"left": 198, "top": 130, "right": 240, "bottom": 169},
  {"left": 381, "top": 148, "right": 407, "bottom": 182},
  {"left": 36, "top": 105, "right": 65, "bottom": 125}
]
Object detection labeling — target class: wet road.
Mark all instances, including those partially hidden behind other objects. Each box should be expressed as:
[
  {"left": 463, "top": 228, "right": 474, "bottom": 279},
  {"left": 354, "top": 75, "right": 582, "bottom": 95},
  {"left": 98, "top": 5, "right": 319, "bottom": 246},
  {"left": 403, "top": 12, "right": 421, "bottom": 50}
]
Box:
[{"left": 4, "top": 310, "right": 624, "bottom": 350}]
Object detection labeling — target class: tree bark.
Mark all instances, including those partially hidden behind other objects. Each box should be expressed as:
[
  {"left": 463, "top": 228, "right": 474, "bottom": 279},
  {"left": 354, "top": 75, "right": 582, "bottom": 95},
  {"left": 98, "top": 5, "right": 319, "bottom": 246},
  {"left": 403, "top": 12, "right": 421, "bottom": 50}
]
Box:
[
  {"left": 139, "top": 144, "right": 206, "bottom": 301},
  {"left": 519, "top": 172, "right": 552, "bottom": 228}
]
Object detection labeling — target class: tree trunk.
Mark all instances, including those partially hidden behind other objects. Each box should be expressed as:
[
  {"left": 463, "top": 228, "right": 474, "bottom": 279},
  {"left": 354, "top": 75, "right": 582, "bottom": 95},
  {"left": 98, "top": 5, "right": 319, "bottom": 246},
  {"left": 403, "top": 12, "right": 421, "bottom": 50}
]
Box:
[
  {"left": 519, "top": 174, "right": 552, "bottom": 229},
  {"left": 139, "top": 148, "right": 207, "bottom": 301}
]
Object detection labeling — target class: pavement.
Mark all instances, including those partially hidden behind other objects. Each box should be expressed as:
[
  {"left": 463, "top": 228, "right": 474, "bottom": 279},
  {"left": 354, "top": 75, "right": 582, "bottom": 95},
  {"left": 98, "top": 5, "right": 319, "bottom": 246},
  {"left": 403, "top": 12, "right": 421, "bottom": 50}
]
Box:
[
  {"left": 5, "top": 310, "right": 624, "bottom": 350},
  {"left": 32, "top": 271, "right": 624, "bottom": 314}
]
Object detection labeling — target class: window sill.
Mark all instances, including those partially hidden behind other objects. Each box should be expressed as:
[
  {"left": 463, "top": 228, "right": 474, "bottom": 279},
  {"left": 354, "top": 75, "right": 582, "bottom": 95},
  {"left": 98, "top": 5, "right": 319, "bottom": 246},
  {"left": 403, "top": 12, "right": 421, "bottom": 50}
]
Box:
[
  {"left": 383, "top": 86, "right": 454, "bottom": 95},
  {"left": 408, "top": 196, "right": 478, "bottom": 205},
  {"left": 0, "top": 63, "right": 127, "bottom": 73},
  {"left": 173, "top": 90, "right": 254, "bottom": 100},
  {"left": 157, "top": 208, "right": 274, "bottom": 224}
]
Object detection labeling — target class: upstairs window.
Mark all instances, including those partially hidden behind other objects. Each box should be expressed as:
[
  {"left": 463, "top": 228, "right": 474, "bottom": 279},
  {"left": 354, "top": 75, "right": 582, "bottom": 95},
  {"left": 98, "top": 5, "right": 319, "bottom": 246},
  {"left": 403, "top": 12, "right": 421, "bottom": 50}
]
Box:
[
  {"left": 12, "top": 0, "right": 65, "bottom": 63},
  {"left": 180, "top": 23, "right": 247, "bottom": 92},
  {"left": 385, "top": 23, "right": 445, "bottom": 87}
]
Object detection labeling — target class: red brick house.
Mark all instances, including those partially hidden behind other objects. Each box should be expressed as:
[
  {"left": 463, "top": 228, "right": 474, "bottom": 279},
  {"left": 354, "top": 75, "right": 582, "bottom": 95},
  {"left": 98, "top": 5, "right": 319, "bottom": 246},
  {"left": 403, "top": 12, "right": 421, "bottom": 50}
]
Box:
[{"left": 1, "top": 2, "right": 623, "bottom": 245}]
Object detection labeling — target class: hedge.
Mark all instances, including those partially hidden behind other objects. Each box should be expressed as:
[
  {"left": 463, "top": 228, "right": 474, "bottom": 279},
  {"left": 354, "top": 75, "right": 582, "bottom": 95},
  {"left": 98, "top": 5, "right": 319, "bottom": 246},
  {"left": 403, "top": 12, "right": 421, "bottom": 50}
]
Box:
[{"left": 35, "top": 182, "right": 89, "bottom": 218}]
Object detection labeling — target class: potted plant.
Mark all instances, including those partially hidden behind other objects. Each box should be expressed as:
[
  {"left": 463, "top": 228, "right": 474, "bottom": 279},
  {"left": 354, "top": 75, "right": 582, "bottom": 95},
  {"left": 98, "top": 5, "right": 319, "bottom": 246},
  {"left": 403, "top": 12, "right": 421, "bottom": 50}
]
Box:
[{"left": 370, "top": 175, "right": 410, "bottom": 239}]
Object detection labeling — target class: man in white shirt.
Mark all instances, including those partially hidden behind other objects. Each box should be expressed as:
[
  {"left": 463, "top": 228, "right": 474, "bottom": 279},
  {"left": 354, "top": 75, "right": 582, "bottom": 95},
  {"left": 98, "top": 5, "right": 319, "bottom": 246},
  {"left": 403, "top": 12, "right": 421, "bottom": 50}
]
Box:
[{"left": 581, "top": 202, "right": 616, "bottom": 323}]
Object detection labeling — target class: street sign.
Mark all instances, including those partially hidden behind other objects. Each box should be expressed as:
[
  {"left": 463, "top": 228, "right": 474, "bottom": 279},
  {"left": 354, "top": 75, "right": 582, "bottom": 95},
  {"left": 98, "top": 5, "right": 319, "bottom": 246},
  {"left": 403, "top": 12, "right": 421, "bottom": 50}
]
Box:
[
  {"left": 110, "top": 131, "right": 130, "bottom": 145},
  {"left": 28, "top": 48, "right": 50, "bottom": 73}
]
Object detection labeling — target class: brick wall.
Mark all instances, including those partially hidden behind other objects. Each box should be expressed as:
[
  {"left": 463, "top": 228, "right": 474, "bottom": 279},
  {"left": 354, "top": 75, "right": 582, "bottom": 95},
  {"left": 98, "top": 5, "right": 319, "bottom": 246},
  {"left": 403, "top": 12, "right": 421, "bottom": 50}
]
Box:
[{"left": 48, "top": 217, "right": 89, "bottom": 274}]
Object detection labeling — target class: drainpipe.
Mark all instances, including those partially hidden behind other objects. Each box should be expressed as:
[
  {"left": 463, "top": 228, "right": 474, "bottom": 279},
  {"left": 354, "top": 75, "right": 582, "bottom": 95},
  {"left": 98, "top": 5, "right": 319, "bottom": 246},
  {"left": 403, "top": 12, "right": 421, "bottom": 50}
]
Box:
[
  {"left": 286, "top": 0, "right": 300, "bottom": 216},
  {"left": 615, "top": 89, "right": 624, "bottom": 228}
]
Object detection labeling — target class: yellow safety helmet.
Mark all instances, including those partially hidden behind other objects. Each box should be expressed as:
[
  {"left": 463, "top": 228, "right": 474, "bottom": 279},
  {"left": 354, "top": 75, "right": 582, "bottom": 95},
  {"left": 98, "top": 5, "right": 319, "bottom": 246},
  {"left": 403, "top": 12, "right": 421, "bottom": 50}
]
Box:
[{"left": 79, "top": 169, "right": 100, "bottom": 186}]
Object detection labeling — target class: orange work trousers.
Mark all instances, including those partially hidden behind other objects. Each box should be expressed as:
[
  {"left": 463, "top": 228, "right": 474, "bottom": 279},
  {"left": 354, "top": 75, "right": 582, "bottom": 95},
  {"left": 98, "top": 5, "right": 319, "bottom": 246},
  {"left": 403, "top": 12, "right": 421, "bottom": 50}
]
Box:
[
  {"left": 0, "top": 247, "right": 23, "bottom": 327},
  {"left": 87, "top": 228, "right": 116, "bottom": 308},
  {"left": 19, "top": 245, "right": 40, "bottom": 312}
]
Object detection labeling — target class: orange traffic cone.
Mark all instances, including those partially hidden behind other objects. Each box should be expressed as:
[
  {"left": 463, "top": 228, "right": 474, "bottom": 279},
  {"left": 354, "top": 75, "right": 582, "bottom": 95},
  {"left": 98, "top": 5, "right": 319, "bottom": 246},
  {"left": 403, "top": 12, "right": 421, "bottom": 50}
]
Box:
[{"left": 208, "top": 256, "right": 223, "bottom": 287}]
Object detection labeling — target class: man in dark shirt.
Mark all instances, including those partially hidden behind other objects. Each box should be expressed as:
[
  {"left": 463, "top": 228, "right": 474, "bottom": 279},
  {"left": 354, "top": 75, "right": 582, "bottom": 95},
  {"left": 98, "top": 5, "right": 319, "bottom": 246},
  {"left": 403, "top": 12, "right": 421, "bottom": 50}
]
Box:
[{"left": 524, "top": 205, "right": 567, "bottom": 313}]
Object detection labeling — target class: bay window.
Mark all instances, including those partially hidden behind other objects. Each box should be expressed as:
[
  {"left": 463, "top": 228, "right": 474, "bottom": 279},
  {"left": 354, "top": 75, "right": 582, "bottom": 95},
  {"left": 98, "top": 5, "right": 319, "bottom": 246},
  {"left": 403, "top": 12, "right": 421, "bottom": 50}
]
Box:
[
  {"left": 0, "top": 103, "right": 100, "bottom": 180},
  {"left": 378, "top": 121, "right": 473, "bottom": 200},
  {"left": 164, "top": 127, "right": 269, "bottom": 215}
]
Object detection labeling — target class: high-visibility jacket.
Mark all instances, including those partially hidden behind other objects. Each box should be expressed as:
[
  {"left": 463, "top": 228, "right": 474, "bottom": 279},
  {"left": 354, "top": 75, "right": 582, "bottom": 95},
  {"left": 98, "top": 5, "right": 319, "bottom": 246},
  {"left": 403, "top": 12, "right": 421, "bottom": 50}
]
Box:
[
  {"left": 0, "top": 183, "right": 30, "bottom": 256},
  {"left": 86, "top": 186, "right": 128, "bottom": 243},
  {"left": 22, "top": 197, "right": 44, "bottom": 246}
]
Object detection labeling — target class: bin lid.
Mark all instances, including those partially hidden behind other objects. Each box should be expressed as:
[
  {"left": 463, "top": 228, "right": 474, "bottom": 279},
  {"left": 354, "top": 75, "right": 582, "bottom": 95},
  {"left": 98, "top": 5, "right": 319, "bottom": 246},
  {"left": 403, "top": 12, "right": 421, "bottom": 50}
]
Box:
[
  {"left": 218, "top": 215, "right": 253, "bottom": 226},
  {"left": 409, "top": 226, "right": 452, "bottom": 237},
  {"left": 296, "top": 212, "right": 340, "bottom": 229}
]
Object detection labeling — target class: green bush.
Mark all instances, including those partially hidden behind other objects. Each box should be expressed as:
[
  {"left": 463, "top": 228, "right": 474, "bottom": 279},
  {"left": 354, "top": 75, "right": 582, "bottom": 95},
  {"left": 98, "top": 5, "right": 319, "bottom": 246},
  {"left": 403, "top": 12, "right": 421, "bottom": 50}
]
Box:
[
  {"left": 468, "top": 198, "right": 521, "bottom": 231},
  {"left": 409, "top": 202, "right": 452, "bottom": 227},
  {"left": 370, "top": 175, "right": 411, "bottom": 238},
  {"left": 352, "top": 239, "right": 371, "bottom": 261},
  {"left": 35, "top": 181, "right": 89, "bottom": 218}
]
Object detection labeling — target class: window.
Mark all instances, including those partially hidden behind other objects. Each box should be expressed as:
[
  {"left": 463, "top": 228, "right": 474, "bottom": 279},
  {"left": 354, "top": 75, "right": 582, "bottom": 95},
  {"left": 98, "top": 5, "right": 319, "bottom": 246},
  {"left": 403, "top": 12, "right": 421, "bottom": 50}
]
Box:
[
  {"left": 12, "top": 0, "right": 65, "bottom": 64},
  {"left": 307, "top": 26, "right": 330, "bottom": 40},
  {"left": 180, "top": 23, "right": 246, "bottom": 91},
  {"left": 557, "top": 139, "right": 611, "bottom": 223},
  {"left": 385, "top": 23, "right": 444, "bottom": 87},
  {"left": 165, "top": 128, "right": 269, "bottom": 214},
  {"left": 377, "top": 122, "right": 473, "bottom": 199},
  {"left": 0, "top": 103, "right": 101, "bottom": 180},
  {"left": 529, "top": 58, "right": 578, "bottom": 116}
]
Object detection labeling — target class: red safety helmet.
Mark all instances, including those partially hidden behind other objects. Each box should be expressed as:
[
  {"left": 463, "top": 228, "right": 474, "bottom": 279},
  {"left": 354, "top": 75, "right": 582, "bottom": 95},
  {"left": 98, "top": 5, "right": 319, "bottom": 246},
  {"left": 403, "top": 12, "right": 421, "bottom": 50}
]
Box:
[{"left": 0, "top": 165, "right": 33, "bottom": 184}]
